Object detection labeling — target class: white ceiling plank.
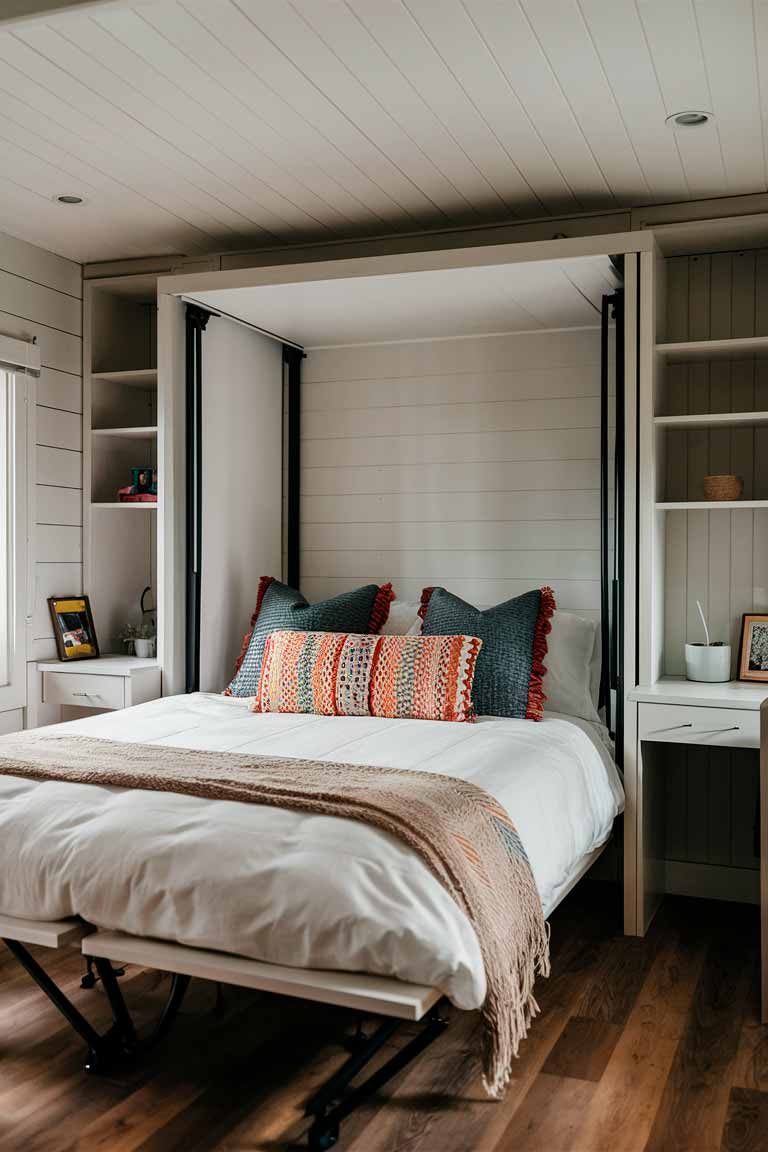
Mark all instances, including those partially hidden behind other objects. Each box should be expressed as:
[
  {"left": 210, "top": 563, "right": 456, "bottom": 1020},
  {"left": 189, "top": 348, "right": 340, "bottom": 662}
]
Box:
[
  {"left": 180, "top": 0, "right": 427, "bottom": 228},
  {"left": 0, "top": 30, "right": 267, "bottom": 246},
  {"left": 694, "top": 0, "right": 766, "bottom": 194},
  {"left": 142, "top": 4, "right": 386, "bottom": 235},
  {"left": 348, "top": 0, "right": 543, "bottom": 217},
  {"left": 0, "top": 104, "right": 217, "bottom": 255},
  {"left": 28, "top": 16, "right": 321, "bottom": 237},
  {"left": 577, "top": 0, "right": 690, "bottom": 202},
  {"left": 518, "top": 0, "right": 652, "bottom": 205},
  {"left": 0, "top": 143, "right": 185, "bottom": 260},
  {"left": 229, "top": 0, "right": 468, "bottom": 226},
  {"left": 89, "top": 7, "right": 356, "bottom": 236},
  {"left": 0, "top": 59, "right": 250, "bottom": 247},
  {"left": 635, "top": 0, "right": 729, "bottom": 200},
  {"left": 403, "top": 0, "right": 581, "bottom": 215},
  {"left": 284, "top": 0, "right": 492, "bottom": 222},
  {"left": 748, "top": 0, "right": 768, "bottom": 197},
  {"left": 178, "top": 0, "right": 426, "bottom": 229},
  {"left": 7, "top": 23, "right": 283, "bottom": 240},
  {"left": 465, "top": 0, "right": 614, "bottom": 210},
  {"left": 98, "top": 7, "right": 365, "bottom": 235}
]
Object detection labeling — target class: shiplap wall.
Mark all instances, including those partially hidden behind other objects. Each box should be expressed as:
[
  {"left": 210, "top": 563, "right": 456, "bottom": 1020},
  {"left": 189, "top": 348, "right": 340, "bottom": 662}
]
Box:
[
  {"left": 0, "top": 231, "right": 82, "bottom": 732},
  {"left": 660, "top": 250, "right": 767, "bottom": 889},
  {"left": 301, "top": 328, "right": 602, "bottom": 613}
]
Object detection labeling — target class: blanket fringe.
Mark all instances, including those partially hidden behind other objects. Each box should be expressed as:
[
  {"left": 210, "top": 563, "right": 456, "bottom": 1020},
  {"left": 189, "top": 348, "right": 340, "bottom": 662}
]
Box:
[{"left": 481, "top": 900, "right": 551, "bottom": 1097}]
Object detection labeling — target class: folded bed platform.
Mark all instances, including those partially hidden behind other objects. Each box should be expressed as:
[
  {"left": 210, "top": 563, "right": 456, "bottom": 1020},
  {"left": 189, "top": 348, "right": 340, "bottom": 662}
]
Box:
[{"left": 82, "top": 930, "right": 442, "bottom": 1021}]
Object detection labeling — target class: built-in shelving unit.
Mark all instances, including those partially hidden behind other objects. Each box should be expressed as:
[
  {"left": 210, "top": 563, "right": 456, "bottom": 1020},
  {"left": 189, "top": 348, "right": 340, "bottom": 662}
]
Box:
[{"left": 84, "top": 274, "right": 159, "bottom": 655}]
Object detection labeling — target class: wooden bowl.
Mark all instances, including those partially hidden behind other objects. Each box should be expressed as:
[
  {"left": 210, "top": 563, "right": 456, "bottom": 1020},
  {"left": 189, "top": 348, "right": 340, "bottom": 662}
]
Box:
[{"left": 703, "top": 474, "right": 743, "bottom": 501}]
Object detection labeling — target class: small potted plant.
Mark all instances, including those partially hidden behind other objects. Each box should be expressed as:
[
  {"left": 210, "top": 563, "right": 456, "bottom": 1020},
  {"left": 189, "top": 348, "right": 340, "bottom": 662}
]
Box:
[
  {"left": 134, "top": 621, "right": 156, "bottom": 659},
  {"left": 118, "top": 622, "right": 139, "bottom": 656}
]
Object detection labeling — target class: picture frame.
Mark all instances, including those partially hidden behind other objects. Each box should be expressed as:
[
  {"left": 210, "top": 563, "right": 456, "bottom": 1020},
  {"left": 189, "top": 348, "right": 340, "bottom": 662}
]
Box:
[
  {"left": 48, "top": 596, "right": 100, "bottom": 662},
  {"left": 737, "top": 613, "right": 768, "bottom": 681}
]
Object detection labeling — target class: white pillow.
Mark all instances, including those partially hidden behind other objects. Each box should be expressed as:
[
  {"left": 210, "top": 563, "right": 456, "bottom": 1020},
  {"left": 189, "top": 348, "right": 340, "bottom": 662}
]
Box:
[
  {"left": 380, "top": 600, "right": 423, "bottom": 635},
  {"left": 544, "top": 610, "right": 602, "bottom": 722}
]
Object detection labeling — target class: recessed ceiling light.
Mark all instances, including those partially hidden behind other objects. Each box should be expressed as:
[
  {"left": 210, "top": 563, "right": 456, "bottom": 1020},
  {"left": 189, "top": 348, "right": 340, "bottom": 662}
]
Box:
[
  {"left": 666, "top": 110, "right": 713, "bottom": 128},
  {"left": 55, "top": 194, "right": 84, "bottom": 205}
]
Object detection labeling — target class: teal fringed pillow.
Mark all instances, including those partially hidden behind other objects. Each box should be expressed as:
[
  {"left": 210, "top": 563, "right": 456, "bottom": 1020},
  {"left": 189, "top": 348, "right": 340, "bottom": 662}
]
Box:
[
  {"left": 225, "top": 577, "right": 394, "bottom": 697},
  {"left": 418, "top": 586, "right": 555, "bottom": 720}
]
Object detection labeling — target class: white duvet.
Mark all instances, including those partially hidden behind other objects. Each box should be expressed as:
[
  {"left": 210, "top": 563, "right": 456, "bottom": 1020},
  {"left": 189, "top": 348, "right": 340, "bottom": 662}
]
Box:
[{"left": 0, "top": 694, "right": 623, "bottom": 1010}]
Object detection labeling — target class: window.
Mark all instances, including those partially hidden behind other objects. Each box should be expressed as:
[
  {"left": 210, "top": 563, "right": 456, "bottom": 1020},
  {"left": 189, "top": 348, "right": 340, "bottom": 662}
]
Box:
[{"left": 0, "top": 339, "right": 33, "bottom": 715}]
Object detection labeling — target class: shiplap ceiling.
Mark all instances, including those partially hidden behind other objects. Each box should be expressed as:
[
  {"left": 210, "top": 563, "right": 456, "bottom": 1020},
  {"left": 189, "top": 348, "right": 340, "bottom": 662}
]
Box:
[
  {"left": 0, "top": 0, "right": 765, "bottom": 263},
  {"left": 190, "top": 254, "right": 620, "bottom": 344}
]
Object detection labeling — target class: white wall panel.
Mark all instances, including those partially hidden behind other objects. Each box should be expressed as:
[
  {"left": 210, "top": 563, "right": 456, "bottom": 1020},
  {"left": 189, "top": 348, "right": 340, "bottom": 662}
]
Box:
[
  {"left": 36, "top": 445, "right": 81, "bottom": 488},
  {"left": 36, "top": 483, "right": 81, "bottom": 526},
  {"left": 36, "top": 367, "right": 81, "bottom": 413},
  {"left": 35, "top": 404, "right": 81, "bottom": 451},
  {"left": 301, "top": 328, "right": 601, "bottom": 612},
  {"left": 0, "top": 229, "right": 82, "bottom": 723}
]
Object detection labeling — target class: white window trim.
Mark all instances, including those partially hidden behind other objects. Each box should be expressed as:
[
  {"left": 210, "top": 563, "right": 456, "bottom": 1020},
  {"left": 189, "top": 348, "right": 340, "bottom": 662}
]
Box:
[{"left": 0, "top": 368, "right": 30, "bottom": 714}]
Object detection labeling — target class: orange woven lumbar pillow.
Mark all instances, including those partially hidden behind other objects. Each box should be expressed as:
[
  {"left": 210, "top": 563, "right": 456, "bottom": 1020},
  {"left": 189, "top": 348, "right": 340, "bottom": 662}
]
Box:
[{"left": 253, "top": 630, "right": 482, "bottom": 723}]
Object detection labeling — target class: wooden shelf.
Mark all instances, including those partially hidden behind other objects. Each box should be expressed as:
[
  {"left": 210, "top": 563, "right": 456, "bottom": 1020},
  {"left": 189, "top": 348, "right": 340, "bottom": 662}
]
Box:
[
  {"left": 656, "top": 336, "right": 768, "bottom": 362},
  {"left": 92, "top": 369, "right": 157, "bottom": 388},
  {"left": 656, "top": 499, "right": 768, "bottom": 510},
  {"left": 654, "top": 411, "right": 768, "bottom": 429},
  {"left": 91, "top": 501, "right": 158, "bottom": 510},
  {"left": 92, "top": 426, "right": 157, "bottom": 438}
]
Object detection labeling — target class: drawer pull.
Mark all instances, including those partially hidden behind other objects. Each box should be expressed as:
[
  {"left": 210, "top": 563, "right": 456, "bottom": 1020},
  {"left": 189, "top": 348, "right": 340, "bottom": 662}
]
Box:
[
  {"left": 693, "top": 726, "right": 740, "bottom": 735},
  {"left": 648, "top": 722, "right": 694, "bottom": 735},
  {"left": 71, "top": 692, "right": 101, "bottom": 700}
]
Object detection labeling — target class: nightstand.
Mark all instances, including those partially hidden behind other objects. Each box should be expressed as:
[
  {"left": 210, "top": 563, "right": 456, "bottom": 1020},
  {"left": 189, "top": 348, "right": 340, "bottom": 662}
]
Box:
[
  {"left": 33, "top": 656, "right": 161, "bottom": 723},
  {"left": 627, "top": 677, "right": 768, "bottom": 1021}
]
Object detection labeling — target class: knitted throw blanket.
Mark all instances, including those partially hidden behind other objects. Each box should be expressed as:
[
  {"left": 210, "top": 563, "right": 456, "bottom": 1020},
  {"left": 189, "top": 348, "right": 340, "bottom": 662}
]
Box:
[{"left": 0, "top": 730, "right": 549, "bottom": 1096}]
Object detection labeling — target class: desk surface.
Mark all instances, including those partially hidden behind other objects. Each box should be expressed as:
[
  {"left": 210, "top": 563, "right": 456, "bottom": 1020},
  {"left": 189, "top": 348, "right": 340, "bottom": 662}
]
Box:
[{"left": 631, "top": 677, "right": 768, "bottom": 710}]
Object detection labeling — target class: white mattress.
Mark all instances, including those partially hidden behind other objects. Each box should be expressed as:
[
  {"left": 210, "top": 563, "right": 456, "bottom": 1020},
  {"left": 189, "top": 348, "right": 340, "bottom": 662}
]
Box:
[{"left": 0, "top": 694, "right": 623, "bottom": 1011}]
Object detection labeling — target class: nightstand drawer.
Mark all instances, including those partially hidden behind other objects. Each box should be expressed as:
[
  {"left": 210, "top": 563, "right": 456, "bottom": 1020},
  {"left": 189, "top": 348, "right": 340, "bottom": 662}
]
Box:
[
  {"left": 638, "top": 702, "right": 759, "bottom": 749},
  {"left": 43, "top": 671, "right": 125, "bottom": 711}
]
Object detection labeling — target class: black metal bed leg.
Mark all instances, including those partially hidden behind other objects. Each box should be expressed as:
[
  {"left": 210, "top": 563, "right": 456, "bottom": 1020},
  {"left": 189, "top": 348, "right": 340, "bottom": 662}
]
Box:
[
  {"left": 306, "top": 1006, "right": 448, "bottom": 1151},
  {"left": 93, "top": 957, "right": 136, "bottom": 1048},
  {"left": 305, "top": 1017, "right": 401, "bottom": 1116},
  {"left": 1, "top": 938, "right": 126, "bottom": 1073}
]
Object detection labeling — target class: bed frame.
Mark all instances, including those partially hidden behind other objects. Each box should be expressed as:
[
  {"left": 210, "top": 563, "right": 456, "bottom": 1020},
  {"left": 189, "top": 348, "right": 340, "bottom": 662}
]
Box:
[
  {"left": 0, "top": 843, "right": 605, "bottom": 1150},
  {"left": 2, "top": 280, "right": 623, "bottom": 1148}
]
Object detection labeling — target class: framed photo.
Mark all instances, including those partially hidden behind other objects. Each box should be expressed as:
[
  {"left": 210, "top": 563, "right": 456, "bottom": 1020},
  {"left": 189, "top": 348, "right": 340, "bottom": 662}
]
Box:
[
  {"left": 738, "top": 614, "right": 768, "bottom": 681},
  {"left": 48, "top": 596, "right": 99, "bottom": 662}
]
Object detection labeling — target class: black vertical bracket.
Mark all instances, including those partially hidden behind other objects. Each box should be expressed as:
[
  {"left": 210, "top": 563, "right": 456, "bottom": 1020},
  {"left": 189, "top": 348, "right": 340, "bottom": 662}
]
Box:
[
  {"left": 284, "top": 346, "right": 304, "bottom": 591},
  {"left": 185, "top": 303, "right": 211, "bottom": 694},
  {"left": 600, "top": 288, "right": 625, "bottom": 751}
]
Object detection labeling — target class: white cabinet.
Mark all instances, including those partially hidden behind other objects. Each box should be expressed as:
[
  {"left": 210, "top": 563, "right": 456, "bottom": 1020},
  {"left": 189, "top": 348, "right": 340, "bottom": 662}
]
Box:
[{"left": 34, "top": 656, "right": 161, "bottom": 723}]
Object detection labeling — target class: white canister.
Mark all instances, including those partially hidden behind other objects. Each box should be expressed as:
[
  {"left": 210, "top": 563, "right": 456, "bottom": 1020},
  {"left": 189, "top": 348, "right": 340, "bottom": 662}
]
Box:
[
  {"left": 134, "top": 638, "right": 155, "bottom": 658},
  {"left": 685, "top": 643, "right": 731, "bottom": 683}
]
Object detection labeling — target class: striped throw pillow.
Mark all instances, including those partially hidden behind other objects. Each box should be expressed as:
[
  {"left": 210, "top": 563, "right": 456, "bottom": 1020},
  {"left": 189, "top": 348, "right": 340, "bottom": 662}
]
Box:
[{"left": 253, "top": 631, "right": 482, "bottom": 723}]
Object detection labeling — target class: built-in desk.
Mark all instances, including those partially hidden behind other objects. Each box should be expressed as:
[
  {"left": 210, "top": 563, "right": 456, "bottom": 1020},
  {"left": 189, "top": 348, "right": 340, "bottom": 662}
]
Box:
[{"left": 628, "top": 677, "right": 768, "bottom": 1021}]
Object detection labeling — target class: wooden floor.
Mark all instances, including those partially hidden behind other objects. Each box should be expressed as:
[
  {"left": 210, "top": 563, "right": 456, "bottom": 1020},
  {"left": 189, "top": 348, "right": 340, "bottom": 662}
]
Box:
[{"left": 1, "top": 884, "right": 767, "bottom": 1152}]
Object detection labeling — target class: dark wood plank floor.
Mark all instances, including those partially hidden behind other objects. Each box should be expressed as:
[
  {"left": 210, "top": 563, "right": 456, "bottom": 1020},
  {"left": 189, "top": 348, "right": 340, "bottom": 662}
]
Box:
[{"left": 1, "top": 884, "right": 765, "bottom": 1152}]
